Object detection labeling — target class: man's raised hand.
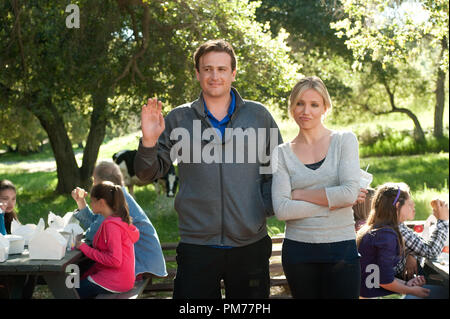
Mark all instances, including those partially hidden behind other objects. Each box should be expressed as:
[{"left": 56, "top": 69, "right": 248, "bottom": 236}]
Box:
[{"left": 141, "top": 97, "right": 165, "bottom": 147}]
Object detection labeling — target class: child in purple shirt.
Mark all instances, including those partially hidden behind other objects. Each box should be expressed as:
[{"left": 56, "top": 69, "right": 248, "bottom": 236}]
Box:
[{"left": 357, "top": 182, "right": 430, "bottom": 298}]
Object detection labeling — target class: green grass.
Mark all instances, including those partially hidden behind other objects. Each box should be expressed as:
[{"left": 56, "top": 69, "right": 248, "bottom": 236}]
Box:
[{"left": 360, "top": 153, "right": 449, "bottom": 220}]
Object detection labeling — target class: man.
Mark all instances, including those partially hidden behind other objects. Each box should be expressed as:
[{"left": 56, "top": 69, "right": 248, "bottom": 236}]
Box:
[{"left": 134, "top": 39, "right": 282, "bottom": 299}]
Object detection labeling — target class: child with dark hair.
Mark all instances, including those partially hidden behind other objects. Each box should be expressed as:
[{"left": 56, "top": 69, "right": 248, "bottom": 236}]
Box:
[
  {"left": 0, "top": 179, "right": 19, "bottom": 235},
  {"left": 0, "top": 179, "right": 36, "bottom": 299},
  {"left": 76, "top": 181, "right": 139, "bottom": 299},
  {"left": 357, "top": 182, "right": 430, "bottom": 298}
]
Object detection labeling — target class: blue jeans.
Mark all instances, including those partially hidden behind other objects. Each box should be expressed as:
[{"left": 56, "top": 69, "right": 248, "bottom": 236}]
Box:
[
  {"left": 282, "top": 239, "right": 361, "bottom": 299},
  {"left": 76, "top": 279, "right": 113, "bottom": 299}
]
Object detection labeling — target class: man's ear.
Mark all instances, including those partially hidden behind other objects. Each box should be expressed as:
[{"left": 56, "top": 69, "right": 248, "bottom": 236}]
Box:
[
  {"left": 195, "top": 69, "right": 200, "bottom": 81},
  {"left": 231, "top": 69, "right": 237, "bottom": 82}
]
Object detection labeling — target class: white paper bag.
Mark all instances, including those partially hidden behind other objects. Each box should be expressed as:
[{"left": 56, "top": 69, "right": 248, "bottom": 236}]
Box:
[
  {"left": 63, "top": 223, "right": 84, "bottom": 237},
  {"left": 0, "top": 234, "right": 9, "bottom": 262},
  {"left": 5, "top": 235, "right": 25, "bottom": 254},
  {"left": 62, "top": 211, "right": 79, "bottom": 226},
  {"left": 422, "top": 214, "right": 437, "bottom": 242},
  {"left": 48, "top": 211, "right": 65, "bottom": 230},
  {"left": 61, "top": 223, "right": 84, "bottom": 250},
  {"left": 48, "top": 211, "right": 80, "bottom": 231},
  {"left": 11, "top": 219, "right": 37, "bottom": 245},
  {"left": 29, "top": 218, "right": 67, "bottom": 260}
]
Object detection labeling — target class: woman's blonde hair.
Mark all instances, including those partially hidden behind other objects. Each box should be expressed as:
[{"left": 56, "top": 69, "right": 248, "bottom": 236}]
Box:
[
  {"left": 289, "top": 76, "right": 332, "bottom": 117},
  {"left": 356, "top": 182, "right": 410, "bottom": 256}
]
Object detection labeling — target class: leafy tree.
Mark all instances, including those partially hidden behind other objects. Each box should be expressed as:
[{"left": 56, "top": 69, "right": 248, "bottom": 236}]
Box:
[
  {"left": 0, "top": 106, "right": 47, "bottom": 153},
  {"left": 1, "top": 0, "right": 129, "bottom": 193},
  {"left": 0, "top": 0, "right": 298, "bottom": 193},
  {"left": 331, "top": 0, "right": 448, "bottom": 139},
  {"left": 253, "top": 0, "right": 351, "bottom": 57},
  {"left": 253, "top": 0, "right": 357, "bottom": 118}
]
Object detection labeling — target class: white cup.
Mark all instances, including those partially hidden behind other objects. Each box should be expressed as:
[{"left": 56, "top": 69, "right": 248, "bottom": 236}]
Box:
[{"left": 360, "top": 169, "right": 373, "bottom": 189}]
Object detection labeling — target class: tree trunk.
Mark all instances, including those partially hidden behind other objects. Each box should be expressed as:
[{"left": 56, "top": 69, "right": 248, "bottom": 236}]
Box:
[
  {"left": 29, "top": 98, "right": 81, "bottom": 194},
  {"left": 391, "top": 107, "right": 426, "bottom": 141},
  {"left": 382, "top": 75, "right": 426, "bottom": 142},
  {"left": 434, "top": 37, "right": 447, "bottom": 138},
  {"left": 79, "top": 89, "right": 109, "bottom": 191},
  {"left": 28, "top": 91, "right": 109, "bottom": 194}
]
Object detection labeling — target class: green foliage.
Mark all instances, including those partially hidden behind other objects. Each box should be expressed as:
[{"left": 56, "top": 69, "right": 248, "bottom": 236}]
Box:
[
  {"left": 254, "top": 0, "right": 356, "bottom": 118},
  {"left": 1, "top": 0, "right": 300, "bottom": 192},
  {"left": 254, "top": 0, "right": 351, "bottom": 57},
  {"left": 135, "top": 0, "right": 300, "bottom": 107},
  {"left": 0, "top": 106, "right": 47, "bottom": 153},
  {"left": 331, "top": 0, "right": 448, "bottom": 71},
  {"left": 357, "top": 126, "right": 449, "bottom": 157}
]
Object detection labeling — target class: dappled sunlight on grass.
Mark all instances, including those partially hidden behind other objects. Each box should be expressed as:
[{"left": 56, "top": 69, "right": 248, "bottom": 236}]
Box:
[{"left": 98, "top": 131, "right": 141, "bottom": 161}]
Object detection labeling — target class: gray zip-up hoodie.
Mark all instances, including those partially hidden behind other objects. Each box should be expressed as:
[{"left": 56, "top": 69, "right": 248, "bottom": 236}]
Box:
[{"left": 134, "top": 88, "right": 283, "bottom": 247}]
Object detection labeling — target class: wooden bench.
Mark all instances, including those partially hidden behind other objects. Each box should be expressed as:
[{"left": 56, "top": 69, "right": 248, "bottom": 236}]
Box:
[
  {"left": 144, "top": 235, "right": 288, "bottom": 295},
  {"left": 96, "top": 277, "right": 150, "bottom": 299}
]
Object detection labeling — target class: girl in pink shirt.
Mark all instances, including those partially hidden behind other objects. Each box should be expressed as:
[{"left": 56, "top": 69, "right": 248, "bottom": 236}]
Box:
[{"left": 76, "top": 181, "right": 139, "bottom": 299}]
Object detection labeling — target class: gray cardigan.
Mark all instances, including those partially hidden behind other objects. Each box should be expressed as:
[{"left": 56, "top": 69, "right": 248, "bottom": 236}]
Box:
[
  {"left": 271, "top": 131, "right": 360, "bottom": 243},
  {"left": 135, "top": 88, "right": 283, "bottom": 247}
]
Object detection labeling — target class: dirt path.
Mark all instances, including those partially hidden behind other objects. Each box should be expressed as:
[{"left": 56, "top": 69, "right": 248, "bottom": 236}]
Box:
[{"left": 0, "top": 159, "right": 57, "bottom": 173}]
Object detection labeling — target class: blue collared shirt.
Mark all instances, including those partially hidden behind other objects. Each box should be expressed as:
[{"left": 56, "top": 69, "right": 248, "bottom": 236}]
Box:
[
  {"left": 203, "top": 90, "right": 236, "bottom": 139},
  {"left": 203, "top": 90, "right": 236, "bottom": 249}
]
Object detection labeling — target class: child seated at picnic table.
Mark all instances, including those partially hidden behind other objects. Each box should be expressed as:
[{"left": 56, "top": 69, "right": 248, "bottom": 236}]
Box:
[
  {"left": 71, "top": 161, "right": 167, "bottom": 280},
  {"left": 0, "top": 179, "right": 37, "bottom": 299},
  {"left": 357, "top": 182, "right": 430, "bottom": 299},
  {"left": 396, "top": 198, "right": 449, "bottom": 282},
  {"left": 357, "top": 182, "right": 448, "bottom": 299},
  {"left": 0, "top": 180, "right": 19, "bottom": 236},
  {"left": 75, "top": 181, "right": 139, "bottom": 299}
]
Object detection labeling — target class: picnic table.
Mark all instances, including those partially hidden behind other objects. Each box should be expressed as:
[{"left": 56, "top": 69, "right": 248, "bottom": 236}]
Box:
[
  {"left": 404, "top": 220, "right": 449, "bottom": 285},
  {"left": 424, "top": 252, "right": 449, "bottom": 284},
  {"left": 0, "top": 247, "right": 84, "bottom": 299}
]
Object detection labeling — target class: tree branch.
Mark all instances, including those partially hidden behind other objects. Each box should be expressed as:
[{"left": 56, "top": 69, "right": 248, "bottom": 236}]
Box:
[
  {"left": 10, "top": 0, "right": 26, "bottom": 73},
  {"left": 113, "top": 1, "right": 150, "bottom": 86}
]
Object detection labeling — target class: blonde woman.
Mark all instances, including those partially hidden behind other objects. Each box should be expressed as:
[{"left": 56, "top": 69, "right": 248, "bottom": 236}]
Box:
[{"left": 272, "top": 76, "right": 361, "bottom": 299}]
